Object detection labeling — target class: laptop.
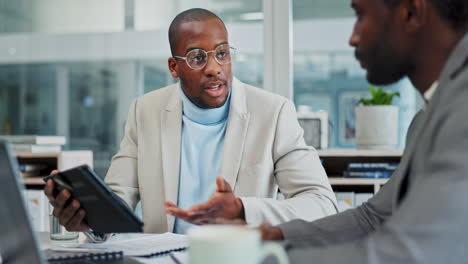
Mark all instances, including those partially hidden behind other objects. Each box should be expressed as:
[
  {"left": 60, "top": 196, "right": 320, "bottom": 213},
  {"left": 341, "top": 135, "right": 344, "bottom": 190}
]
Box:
[{"left": 0, "top": 141, "right": 141, "bottom": 264}]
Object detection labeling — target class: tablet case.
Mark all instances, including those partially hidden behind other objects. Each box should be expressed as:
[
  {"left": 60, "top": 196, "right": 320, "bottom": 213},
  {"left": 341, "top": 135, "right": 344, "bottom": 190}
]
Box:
[{"left": 44, "top": 165, "right": 143, "bottom": 233}]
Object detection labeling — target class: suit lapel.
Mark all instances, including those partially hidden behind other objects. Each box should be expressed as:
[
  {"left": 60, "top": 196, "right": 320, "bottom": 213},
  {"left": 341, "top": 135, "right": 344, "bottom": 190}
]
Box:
[
  {"left": 393, "top": 84, "right": 444, "bottom": 204},
  {"left": 220, "top": 79, "right": 250, "bottom": 190},
  {"left": 160, "top": 86, "right": 182, "bottom": 231},
  {"left": 439, "top": 34, "right": 468, "bottom": 84},
  {"left": 393, "top": 34, "right": 468, "bottom": 205},
  {"left": 393, "top": 110, "right": 426, "bottom": 203}
]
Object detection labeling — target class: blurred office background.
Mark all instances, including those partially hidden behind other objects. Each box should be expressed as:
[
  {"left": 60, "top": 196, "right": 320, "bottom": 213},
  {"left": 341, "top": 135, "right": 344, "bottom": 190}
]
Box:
[{"left": 0, "top": 0, "right": 423, "bottom": 176}]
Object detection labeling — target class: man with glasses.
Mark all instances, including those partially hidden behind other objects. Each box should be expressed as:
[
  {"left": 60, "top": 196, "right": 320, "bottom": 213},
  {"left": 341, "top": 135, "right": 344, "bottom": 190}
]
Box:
[{"left": 45, "top": 8, "right": 338, "bottom": 236}]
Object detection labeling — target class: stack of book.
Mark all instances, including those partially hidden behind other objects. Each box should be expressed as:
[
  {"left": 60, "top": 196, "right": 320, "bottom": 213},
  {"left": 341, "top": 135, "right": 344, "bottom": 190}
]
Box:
[
  {"left": 343, "top": 162, "right": 399, "bottom": 178},
  {"left": 0, "top": 135, "right": 66, "bottom": 153}
]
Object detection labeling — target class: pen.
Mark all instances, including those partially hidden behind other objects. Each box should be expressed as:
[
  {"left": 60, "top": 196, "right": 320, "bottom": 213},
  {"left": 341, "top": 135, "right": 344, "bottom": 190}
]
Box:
[{"left": 169, "top": 252, "right": 182, "bottom": 264}]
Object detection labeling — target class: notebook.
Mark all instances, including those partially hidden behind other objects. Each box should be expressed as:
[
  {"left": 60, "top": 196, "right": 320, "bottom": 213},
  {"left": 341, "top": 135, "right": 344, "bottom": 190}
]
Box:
[
  {"left": 67, "top": 233, "right": 189, "bottom": 258},
  {"left": 44, "top": 248, "right": 124, "bottom": 262}
]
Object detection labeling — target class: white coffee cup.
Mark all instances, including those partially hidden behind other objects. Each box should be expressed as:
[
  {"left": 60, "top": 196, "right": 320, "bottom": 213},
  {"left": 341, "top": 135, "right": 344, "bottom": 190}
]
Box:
[{"left": 188, "top": 225, "right": 289, "bottom": 264}]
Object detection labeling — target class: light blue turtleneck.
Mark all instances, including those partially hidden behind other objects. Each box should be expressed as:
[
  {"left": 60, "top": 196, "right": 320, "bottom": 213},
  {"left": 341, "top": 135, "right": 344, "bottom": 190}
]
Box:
[{"left": 173, "top": 84, "right": 231, "bottom": 234}]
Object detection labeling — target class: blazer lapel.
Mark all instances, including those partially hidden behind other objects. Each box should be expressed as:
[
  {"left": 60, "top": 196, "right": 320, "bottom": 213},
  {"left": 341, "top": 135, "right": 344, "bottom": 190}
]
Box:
[
  {"left": 393, "top": 34, "right": 468, "bottom": 204},
  {"left": 393, "top": 110, "right": 426, "bottom": 203},
  {"left": 393, "top": 81, "right": 444, "bottom": 204},
  {"left": 220, "top": 79, "right": 250, "bottom": 190},
  {"left": 439, "top": 34, "right": 468, "bottom": 85},
  {"left": 160, "top": 86, "right": 182, "bottom": 231}
]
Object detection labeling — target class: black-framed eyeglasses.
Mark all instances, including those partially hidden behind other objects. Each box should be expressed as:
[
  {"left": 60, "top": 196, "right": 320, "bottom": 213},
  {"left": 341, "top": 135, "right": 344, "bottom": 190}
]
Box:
[{"left": 173, "top": 44, "right": 236, "bottom": 70}]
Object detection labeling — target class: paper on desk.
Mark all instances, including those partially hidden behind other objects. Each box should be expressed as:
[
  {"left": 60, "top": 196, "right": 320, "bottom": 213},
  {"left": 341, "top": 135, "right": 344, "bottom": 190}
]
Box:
[{"left": 73, "top": 232, "right": 188, "bottom": 257}]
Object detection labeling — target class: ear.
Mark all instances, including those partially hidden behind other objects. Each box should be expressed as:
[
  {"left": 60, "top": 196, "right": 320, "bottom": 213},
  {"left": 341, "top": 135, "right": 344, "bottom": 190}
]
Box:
[
  {"left": 399, "top": 0, "right": 427, "bottom": 32},
  {"left": 168, "top": 57, "right": 179, "bottom": 79}
]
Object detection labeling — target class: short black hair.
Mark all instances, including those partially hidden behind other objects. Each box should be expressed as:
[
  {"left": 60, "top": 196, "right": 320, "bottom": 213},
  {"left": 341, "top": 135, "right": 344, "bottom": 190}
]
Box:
[
  {"left": 168, "top": 8, "right": 226, "bottom": 56},
  {"left": 383, "top": 0, "right": 468, "bottom": 31}
]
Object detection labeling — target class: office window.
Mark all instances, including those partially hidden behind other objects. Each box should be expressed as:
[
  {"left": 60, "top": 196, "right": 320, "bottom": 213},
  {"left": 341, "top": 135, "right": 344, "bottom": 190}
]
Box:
[
  {"left": 292, "top": 0, "right": 421, "bottom": 148},
  {"left": 67, "top": 63, "right": 120, "bottom": 174},
  {"left": 142, "top": 61, "right": 173, "bottom": 94},
  {"left": 0, "top": 0, "right": 263, "bottom": 176},
  {"left": 0, "top": 0, "right": 125, "bottom": 34},
  {"left": 0, "top": 64, "right": 57, "bottom": 135}
]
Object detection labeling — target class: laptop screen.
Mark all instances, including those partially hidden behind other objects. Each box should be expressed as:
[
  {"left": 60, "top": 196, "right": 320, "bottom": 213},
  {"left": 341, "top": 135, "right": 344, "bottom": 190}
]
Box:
[{"left": 0, "top": 141, "right": 45, "bottom": 264}]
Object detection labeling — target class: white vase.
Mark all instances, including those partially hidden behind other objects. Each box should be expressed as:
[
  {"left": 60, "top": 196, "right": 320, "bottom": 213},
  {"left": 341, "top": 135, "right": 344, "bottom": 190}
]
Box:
[{"left": 355, "top": 106, "right": 399, "bottom": 149}]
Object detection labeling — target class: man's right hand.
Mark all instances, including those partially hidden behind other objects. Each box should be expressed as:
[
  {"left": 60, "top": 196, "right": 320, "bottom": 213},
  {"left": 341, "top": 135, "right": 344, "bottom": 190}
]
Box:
[
  {"left": 258, "top": 222, "right": 285, "bottom": 241},
  {"left": 44, "top": 170, "right": 89, "bottom": 232}
]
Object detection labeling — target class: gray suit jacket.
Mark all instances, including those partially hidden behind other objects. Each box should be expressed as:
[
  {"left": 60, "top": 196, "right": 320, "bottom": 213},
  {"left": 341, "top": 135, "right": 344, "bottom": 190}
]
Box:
[{"left": 278, "top": 34, "right": 468, "bottom": 263}]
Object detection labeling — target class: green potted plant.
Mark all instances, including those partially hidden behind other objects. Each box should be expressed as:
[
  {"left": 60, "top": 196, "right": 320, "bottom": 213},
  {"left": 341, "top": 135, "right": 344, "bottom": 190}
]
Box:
[{"left": 355, "top": 86, "right": 400, "bottom": 149}]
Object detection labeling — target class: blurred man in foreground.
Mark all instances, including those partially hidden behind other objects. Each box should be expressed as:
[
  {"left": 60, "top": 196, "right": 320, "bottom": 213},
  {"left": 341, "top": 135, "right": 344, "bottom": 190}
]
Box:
[{"left": 257, "top": 0, "right": 468, "bottom": 263}]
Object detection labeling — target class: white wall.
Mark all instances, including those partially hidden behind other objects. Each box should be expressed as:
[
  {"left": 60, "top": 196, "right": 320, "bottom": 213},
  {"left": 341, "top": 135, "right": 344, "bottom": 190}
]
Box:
[
  {"left": 134, "top": 0, "right": 176, "bottom": 31},
  {"left": 294, "top": 18, "right": 355, "bottom": 52},
  {"left": 31, "top": 0, "right": 125, "bottom": 33}
]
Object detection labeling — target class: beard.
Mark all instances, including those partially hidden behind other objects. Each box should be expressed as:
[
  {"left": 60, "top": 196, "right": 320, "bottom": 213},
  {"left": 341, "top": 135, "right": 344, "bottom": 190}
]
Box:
[
  {"left": 366, "top": 61, "right": 407, "bottom": 85},
  {"left": 355, "top": 46, "right": 409, "bottom": 86}
]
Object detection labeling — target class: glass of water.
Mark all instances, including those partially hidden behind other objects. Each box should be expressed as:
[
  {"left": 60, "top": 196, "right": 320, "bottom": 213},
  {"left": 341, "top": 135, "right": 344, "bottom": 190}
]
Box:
[{"left": 49, "top": 204, "right": 79, "bottom": 241}]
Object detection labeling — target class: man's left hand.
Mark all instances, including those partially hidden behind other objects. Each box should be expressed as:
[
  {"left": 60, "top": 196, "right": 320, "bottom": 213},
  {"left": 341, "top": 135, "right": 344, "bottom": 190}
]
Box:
[{"left": 165, "top": 176, "right": 245, "bottom": 225}]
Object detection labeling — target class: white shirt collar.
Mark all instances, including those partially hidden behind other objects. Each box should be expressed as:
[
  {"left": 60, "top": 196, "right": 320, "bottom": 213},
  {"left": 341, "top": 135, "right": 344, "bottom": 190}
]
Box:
[{"left": 424, "top": 81, "right": 438, "bottom": 102}]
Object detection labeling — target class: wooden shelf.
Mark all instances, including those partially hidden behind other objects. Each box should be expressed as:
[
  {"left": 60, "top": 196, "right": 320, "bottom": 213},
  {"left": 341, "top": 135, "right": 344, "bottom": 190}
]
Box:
[
  {"left": 317, "top": 149, "right": 403, "bottom": 157},
  {"left": 22, "top": 177, "right": 46, "bottom": 186},
  {"left": 329, "top": 177, "right": 389, "bottom": 193},
  {"left": 16, "top": 151, "right": 93, "bottom": 188},
  {"left": 317, "top": 149, "right": 402, "bottom": 182},
  {"left": 14, "top": 152, "right": 61, "bottom": 158},
  {"left": 317, "top": 149, "right": 400, "bottom": 194}
]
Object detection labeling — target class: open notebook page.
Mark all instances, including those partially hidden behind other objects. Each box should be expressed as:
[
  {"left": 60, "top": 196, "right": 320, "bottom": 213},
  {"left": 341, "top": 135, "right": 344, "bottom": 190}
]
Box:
[{"left": 70, "top": 232, "right": 188, "bottom": 257}]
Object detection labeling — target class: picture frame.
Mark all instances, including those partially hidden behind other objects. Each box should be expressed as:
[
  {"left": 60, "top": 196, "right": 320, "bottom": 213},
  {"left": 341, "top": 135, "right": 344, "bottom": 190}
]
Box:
[
  {"left": 297, "top": 111, "right": 329, "bottom": 149},
  {"left": 337, "top": 91, "right": 369, "bottom": 147}
]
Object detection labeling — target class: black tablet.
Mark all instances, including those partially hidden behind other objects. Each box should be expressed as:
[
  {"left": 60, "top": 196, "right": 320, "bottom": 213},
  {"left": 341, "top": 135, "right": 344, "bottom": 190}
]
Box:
[{"left": 44, "top": 165, "right": 143, "bottom": 233}]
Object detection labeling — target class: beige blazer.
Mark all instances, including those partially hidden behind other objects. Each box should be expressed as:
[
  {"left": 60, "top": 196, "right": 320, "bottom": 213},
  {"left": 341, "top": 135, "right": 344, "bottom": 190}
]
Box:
[{"left": 105, "top": 78, "right": 338, "bottom": 233}]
